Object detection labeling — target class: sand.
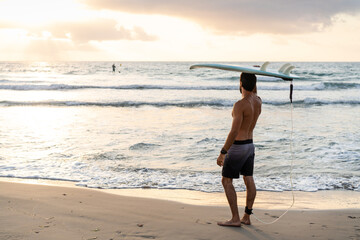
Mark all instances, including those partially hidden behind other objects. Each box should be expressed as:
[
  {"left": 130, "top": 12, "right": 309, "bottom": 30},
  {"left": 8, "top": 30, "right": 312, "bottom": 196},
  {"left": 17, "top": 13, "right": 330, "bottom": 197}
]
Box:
[{"left": 1, "top": 180, "right": 360, "bottom": 240}]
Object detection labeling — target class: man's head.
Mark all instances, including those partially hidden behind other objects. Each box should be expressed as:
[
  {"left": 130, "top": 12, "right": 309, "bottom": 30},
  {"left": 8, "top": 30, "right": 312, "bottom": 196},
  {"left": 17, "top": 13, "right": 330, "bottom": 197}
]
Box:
[{"left": 240, "top": 73, "right": 257, "bottom": 93}]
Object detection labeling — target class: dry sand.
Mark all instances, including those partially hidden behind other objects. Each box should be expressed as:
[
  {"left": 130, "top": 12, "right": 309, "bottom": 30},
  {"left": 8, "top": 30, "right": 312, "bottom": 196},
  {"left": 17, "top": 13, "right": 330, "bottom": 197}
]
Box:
[{"left": 1, "top": 180, "right": 360, "bottom": 240}]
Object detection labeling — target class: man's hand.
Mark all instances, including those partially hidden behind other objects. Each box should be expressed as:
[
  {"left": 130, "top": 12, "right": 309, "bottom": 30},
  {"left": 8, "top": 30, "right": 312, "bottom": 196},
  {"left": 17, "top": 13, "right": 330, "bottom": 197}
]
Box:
[{"left": 217, "top": 154, "right": 225, "bottom": 167}]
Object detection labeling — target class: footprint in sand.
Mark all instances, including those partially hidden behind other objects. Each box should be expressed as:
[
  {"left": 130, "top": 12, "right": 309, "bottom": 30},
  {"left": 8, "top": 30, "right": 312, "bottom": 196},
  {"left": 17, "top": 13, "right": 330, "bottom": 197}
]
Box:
[
  {"left": 119, "top": 233, "right": 156, "bottom": 239},
  {"left": 195, "top": 219, "right": 212, "bottom": 225}
]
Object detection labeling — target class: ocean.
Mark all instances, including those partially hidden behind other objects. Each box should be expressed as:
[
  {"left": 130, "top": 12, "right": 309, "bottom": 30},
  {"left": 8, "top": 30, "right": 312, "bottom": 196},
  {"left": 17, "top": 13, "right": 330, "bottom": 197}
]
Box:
[{"left": 0, "top": 61, "right": 359, "bottom": 192}]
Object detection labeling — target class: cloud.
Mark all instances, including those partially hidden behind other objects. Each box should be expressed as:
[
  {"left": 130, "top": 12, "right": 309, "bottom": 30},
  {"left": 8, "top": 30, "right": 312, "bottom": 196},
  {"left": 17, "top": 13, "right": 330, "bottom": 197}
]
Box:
[
  {"left": 0, "top": 18, "right": 157, "bottom": 43},
  {"left": 30, "top": 19, "right": 157, "bottom": 43},
  {"left": 0, "top": 17, "right": 157, "bottom": 60},
  {"left": 21, "top": 19, "right": 157, "bottom": 60},
  {"left": 84, "top": 0, "right": 360, "bottom": 34}
]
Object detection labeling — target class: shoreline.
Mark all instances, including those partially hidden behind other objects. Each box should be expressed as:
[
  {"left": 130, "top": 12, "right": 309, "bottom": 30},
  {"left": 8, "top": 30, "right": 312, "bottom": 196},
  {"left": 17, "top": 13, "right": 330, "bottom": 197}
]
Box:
[
  {"left": 1, "top": 179, "right": 359, "bottom": 240},
  {"left": 1, "top": 177, "right": 359, "bottom": 210}
]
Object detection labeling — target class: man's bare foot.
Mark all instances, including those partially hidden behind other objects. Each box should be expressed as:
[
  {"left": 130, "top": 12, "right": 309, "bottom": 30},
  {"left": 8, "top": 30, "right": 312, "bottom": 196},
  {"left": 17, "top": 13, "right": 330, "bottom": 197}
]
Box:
[
  {"left": 240, "top": 214, "right": 251, "bottom": 225},
  {"left": 217, "top": 220, "right": 241, "bottom": 227}
]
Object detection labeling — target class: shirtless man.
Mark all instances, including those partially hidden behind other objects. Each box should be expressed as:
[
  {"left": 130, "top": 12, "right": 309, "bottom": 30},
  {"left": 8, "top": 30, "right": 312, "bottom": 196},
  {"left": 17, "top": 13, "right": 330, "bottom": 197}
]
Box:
[{"left": 217, "top": 73, "right": 262, "bottom": 227}]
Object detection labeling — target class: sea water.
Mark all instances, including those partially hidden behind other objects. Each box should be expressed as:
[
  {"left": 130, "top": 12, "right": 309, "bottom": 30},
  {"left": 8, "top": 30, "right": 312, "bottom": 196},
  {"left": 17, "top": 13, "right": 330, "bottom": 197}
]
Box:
[{"left": 0, "top": 61, "right": 359, "bottom": 192}]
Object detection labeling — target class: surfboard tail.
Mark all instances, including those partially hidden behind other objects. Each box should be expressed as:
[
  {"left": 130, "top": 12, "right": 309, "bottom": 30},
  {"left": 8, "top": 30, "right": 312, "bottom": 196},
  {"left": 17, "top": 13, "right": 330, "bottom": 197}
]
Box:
[
  {"left": 278, "top": 63, "right": 296, "bottom": 78},
  {"left": 284, "top": 66, "right": 295, "bottom": 75},
  {"left": 278, "top": 63, "right": 291, "bottom": 73}
]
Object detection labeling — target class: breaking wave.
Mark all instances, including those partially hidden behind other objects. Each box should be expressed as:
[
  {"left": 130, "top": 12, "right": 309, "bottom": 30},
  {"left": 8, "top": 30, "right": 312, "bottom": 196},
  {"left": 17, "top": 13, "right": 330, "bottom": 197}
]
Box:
[
  {"left": 1, "top": 82, "right": 359, "bottom": 91},
  {"left": 1, "top": 99, "right": 359, "bottom": 108}
]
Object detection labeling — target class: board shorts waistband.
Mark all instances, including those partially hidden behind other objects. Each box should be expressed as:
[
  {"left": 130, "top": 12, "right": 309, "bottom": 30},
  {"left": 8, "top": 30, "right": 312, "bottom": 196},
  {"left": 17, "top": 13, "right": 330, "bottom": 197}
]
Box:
[{"left": 233, "top": 139, "right": 253, "bottom": 145}]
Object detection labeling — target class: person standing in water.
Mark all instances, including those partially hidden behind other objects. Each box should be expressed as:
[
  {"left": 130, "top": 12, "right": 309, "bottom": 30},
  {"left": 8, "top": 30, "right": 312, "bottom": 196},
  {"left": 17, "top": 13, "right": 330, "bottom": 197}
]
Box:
[
  {"left": 217, "top": 73, "right": 262, "bottom": 227},
  {"left": 112, "top": 64, "right": 116, "bottom": 72}
]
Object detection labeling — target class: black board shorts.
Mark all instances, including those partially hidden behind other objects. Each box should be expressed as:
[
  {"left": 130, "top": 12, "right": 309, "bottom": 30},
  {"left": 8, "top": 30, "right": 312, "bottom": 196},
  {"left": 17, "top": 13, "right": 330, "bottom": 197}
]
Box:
[{"left": 222, "top": 140, "right": 255, "bottom": 178}]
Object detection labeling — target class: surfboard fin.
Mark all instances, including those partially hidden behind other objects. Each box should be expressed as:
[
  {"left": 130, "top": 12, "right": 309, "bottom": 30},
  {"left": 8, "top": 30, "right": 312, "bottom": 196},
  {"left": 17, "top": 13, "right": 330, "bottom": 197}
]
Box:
[
  {"left": 260, "top": 61, "right": 270, "bottom": 71},
  {"left": 278, "top": 63, "right": 291, "bottom": 73},
  {"left": 284, "top": 65, "right": 295, "bottom": 75}
]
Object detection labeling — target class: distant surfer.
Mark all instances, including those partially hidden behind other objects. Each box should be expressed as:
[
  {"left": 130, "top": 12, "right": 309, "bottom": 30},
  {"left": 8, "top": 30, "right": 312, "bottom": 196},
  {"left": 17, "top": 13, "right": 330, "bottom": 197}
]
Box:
[
  {"left": 112, "top": 64, "right": 116, "bottom": 72},
  {"left": 217, "top": 73, "right": 262, "bottom": 227}
]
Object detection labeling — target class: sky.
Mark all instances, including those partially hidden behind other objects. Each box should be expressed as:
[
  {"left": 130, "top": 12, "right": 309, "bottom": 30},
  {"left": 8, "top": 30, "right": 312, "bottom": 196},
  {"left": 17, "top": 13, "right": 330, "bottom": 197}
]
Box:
[{"left": 0, "top": 0, "right": 359, "bottom": 61}]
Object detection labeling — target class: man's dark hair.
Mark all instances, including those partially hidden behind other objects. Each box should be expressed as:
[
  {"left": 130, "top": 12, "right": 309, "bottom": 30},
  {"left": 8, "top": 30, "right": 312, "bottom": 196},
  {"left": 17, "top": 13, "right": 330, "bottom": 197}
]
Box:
[{"left": 240, "top": 73, "right": 257, "bottom": 91}]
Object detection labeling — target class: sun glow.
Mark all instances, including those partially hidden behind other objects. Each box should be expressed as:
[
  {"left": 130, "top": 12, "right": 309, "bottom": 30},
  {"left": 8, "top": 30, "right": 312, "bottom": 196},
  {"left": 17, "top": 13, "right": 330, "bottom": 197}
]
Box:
[
  {"left": 0, "top": 0, "right": 86, "bottom": 26},
  {"left": 1, "top": 107, "right": 79, "bottom": 162},
  {"left": 0, "top": 0, "right": 359, "bottom": 61}
]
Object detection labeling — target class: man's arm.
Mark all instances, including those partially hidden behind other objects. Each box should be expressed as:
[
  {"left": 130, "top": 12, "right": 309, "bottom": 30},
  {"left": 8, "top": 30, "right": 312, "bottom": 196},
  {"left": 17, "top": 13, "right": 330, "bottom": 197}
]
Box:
[{"left": 217, "top": 102, "right": 244, "bottom": 166}]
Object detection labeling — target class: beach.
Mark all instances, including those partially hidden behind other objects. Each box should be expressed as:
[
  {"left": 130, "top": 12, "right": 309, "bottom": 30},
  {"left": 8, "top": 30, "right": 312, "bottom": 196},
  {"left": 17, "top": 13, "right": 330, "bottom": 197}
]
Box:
[
  {"left": 1, "top": 179, "right": 360, "bottom": 240},
  {"left": 1, "top": 0, "right": 360, "bottom": 238}
]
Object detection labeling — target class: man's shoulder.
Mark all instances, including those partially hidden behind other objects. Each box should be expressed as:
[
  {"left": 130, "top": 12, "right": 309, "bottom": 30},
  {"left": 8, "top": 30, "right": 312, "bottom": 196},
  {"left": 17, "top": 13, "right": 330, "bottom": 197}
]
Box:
[
  {"left": 234, "top": 95, "right": 262, "bottom": 108},
  {"left": 234, "top": 99, "right": 245, "bottom": 106},
  {"left": 234, "top": 99, "right": 248, "bottom": 110}
]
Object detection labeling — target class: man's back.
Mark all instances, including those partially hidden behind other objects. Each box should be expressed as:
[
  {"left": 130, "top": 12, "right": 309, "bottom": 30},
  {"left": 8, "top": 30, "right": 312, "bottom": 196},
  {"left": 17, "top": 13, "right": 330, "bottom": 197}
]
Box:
[{"left": 234, "top": 94, "right": 262, "bottom": 140}]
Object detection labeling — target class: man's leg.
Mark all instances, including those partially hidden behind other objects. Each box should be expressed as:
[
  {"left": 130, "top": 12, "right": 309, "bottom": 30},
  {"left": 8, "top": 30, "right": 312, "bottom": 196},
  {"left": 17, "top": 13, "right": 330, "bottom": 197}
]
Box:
[
  {"left": 241, "top": 176, "right": 256, "bottom": 225},
  {"left": 217, "top": 177, "right": 241, "bottom": 227}
]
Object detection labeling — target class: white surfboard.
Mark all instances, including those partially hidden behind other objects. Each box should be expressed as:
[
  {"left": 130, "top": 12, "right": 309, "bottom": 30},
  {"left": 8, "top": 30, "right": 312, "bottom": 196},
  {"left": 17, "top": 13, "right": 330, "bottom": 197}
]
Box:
[{"left": 190, "top": 62, "right": 300, "bottom": 80}]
